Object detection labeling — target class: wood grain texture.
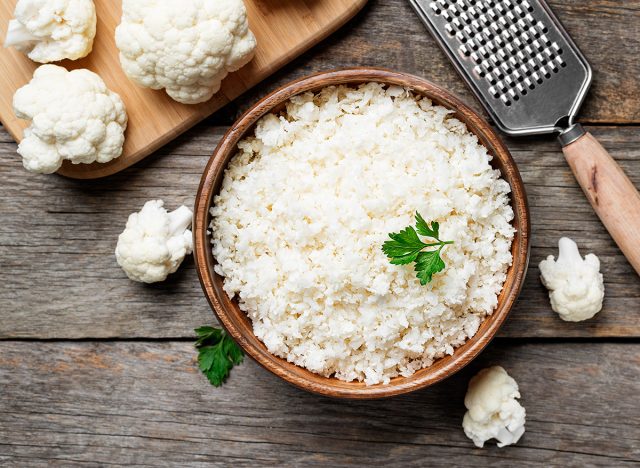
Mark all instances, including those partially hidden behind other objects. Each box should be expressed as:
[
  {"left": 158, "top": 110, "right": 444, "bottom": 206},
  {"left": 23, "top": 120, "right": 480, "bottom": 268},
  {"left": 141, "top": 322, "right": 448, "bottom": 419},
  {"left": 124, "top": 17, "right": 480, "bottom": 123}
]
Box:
[
  {"left": 1, "top": 0, "right": 639, "bottom": 462},
  {"left": 0, "top": 341, "right": 638, "bottom": 466},
  {"left": 0, "top": 0, "right": 368, "bottom": 179},
  {"left": 1, "top": 125, "right": 639, "bottom": 339},
  {"left": 564, "top": 132, "right": 640, "bottom": 275},
  {"left": 193, "top": 68, "right": 530, "bottom": 399}
]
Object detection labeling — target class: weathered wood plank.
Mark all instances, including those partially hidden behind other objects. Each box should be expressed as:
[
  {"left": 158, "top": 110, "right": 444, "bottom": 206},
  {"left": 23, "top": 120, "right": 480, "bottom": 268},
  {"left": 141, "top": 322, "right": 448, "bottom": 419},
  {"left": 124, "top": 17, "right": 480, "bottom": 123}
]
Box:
[
  {"left": 212, "top": 0, "right": 640, "bottom": 126},
  {"left": 0, "top": 341, "right": 637, "bottom": 466},
  {"left": 501, "top": 128, "right": 640, "bottom": 337},
  {"left": 1, "top": 126, "right": 639, "bottom": 339}
]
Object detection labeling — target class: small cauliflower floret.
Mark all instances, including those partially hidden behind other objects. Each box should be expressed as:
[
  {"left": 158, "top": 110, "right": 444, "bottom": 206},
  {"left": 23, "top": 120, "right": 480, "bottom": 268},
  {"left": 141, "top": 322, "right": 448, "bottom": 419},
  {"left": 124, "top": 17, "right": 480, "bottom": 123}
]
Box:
[
  {"left": 13, "top": 65, "right": 127, "bottom": 174},
  {"left": 115, "top": 0, "right": 257, "bottom": 104},
  {"left": 539, "top": 237, "right": 604, "bottom": 322},
  {"left": 116, "top": 200, "right": 194, "bottom": 283},
  {"left": 462, "top": 366, "right": 526, "bottom": 448},
  {"left": 4, "top": 0, "right": 96, "bottom": 63}
]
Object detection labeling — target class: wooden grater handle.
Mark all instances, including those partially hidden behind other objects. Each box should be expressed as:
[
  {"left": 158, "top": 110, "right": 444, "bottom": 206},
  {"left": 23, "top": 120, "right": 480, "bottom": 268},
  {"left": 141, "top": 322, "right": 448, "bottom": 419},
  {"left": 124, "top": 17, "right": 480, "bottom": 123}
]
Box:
[{"left": 562, "top": 129, "right": 640, "bottom": 276}]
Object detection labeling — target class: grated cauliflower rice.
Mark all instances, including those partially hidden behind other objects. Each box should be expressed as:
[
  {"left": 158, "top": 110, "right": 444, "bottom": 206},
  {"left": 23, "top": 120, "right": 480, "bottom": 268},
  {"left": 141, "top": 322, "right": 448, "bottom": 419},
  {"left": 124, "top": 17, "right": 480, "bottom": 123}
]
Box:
[{"left": 210, "top": 82, "right": 515, "bottom": 385}]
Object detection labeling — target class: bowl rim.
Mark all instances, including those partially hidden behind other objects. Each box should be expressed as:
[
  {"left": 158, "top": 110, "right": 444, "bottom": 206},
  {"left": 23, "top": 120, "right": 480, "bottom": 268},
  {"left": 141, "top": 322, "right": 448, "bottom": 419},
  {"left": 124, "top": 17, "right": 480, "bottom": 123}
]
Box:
[{"left": 194, "top": 67, "right": 530, "bottom": 399}]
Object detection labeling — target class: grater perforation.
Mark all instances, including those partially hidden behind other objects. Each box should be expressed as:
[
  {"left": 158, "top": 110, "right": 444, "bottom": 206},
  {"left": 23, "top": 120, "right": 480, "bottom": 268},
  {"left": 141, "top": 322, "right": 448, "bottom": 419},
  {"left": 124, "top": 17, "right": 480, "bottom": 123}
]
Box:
[
  {"left": 429, "top": 0, "right": 566, "bottom": 107},
  {"left": 409, "top": 0, "right": 592, "bottom": 135}
]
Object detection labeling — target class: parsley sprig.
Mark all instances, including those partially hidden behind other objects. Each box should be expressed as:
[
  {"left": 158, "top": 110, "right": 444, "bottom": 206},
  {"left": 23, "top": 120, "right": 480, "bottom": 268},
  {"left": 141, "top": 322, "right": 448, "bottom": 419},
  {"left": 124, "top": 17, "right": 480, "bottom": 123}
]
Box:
[
  {"left": 382, "top": 212, "right": 453, "bottom": 285},
  {"left": 195, "top": 326, "right": 244, "bottom": 387}
]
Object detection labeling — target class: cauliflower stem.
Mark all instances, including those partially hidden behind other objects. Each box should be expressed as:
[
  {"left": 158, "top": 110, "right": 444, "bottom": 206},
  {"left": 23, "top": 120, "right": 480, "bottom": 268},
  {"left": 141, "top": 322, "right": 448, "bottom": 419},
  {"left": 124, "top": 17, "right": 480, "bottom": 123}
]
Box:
[
  {"left": 539, "top": 237, "right": 604, "bottom": 322},
  {"left": 4, "top": 0, "right": 97, "bottom": 63},
  {"left": 462, "top": 366, "right": 526, "bottom": 448},
  {"left": 115, "top": 200, "right": 194, "bottom": 283},
  {"left": 4, "top": 20, "right": 41, "bottom": 48}
]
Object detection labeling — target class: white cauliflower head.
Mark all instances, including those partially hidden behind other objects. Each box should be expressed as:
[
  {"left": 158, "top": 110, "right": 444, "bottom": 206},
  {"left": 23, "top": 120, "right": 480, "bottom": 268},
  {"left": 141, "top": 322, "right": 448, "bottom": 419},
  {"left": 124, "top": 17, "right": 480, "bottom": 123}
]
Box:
[
  {"left": 115, "top": 0, "right": 257, "bottom": 104},
  {"left": 4, "top": 0, "right": 96, "bottom": 63},
  {"left": 462, "top": 366, "right": 526, "bottom": 448},
  {"left": 116, "top": 200, "right": 194, "bottom": 283},
  {"left": 13, "top": 65, "right": 128, "bottom": 174},
  {"left": 539, "top": 237, "right": 604, "bottom": 322}
]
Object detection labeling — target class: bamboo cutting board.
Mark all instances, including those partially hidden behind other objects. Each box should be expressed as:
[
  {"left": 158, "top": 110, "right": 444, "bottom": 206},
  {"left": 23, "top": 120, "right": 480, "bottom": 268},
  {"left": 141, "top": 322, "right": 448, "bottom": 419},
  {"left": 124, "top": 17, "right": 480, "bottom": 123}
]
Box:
[{"left": 0, "top": 0, "right": 367, "bottom": 179}]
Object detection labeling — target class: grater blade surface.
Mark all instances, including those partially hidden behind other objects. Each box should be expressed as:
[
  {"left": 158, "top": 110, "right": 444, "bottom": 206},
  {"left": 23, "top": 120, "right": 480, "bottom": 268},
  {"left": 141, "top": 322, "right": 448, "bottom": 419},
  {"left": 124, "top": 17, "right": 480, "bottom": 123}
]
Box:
[{"left": 409, "top": 0, "right": 592, "bottom": 136}]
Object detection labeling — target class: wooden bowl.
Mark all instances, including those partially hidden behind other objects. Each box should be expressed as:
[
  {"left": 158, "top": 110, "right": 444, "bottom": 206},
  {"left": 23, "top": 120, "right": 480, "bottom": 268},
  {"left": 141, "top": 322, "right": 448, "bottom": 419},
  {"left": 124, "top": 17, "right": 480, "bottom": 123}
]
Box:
[{"left": 194, "top": 68, "right": 530, "bottom": 399}]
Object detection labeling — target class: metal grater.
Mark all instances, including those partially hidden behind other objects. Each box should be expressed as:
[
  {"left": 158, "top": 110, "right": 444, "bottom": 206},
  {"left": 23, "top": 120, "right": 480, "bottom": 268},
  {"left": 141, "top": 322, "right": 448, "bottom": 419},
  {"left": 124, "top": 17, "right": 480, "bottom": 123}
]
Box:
[
  {"left": 409, "top": 0, "right": 640, "bottom": 276},
  {"left": 408, "top": 0, "right": 592, "bottom": 139}
]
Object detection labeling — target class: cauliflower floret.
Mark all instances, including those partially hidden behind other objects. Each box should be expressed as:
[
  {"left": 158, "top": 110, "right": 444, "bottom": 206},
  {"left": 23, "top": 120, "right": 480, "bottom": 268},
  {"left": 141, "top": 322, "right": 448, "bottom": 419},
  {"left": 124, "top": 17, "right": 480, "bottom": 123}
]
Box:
[
  {"left": 539, "top": 237, "right": 604, "bottom": 322},
  {"left": 4, "top": 0, "right": 96, "bottom": 63},
  {"left": 13, "top": 65, "right": 128, "bottom": 174},
  {"left": 462, "top": 366, "right": 526, "bottom": 448},
  {"left": 116, "top": 200, "right": 194, "bottom": 283},
  {"left": 115, "top": 0, "right": 257, "bottom": 104}
]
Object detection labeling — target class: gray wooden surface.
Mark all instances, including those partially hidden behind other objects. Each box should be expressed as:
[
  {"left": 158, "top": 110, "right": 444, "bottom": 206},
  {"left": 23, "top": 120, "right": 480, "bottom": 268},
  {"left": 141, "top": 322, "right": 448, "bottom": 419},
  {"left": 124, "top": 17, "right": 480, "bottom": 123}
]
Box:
[
  {"left": 1, "top": 0, "right": 639, "bottom": 465},
  {"left": 1, "top": 342, "right": 638, "bottom": 467}
]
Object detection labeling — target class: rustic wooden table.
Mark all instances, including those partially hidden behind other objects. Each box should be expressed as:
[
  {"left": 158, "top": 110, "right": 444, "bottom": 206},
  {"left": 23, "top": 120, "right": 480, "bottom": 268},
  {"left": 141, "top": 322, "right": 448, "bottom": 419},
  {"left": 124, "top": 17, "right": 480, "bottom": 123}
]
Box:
[{"left": 1, "top": 1, "right": 639, "bottom": 466}]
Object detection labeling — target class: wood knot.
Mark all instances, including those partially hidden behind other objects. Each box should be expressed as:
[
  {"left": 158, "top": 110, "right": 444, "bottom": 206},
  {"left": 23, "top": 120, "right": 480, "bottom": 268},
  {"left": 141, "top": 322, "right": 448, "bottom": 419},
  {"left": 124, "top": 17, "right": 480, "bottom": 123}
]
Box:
[{"left": 590, "top": 166, "right": 598, "bottom": 205}]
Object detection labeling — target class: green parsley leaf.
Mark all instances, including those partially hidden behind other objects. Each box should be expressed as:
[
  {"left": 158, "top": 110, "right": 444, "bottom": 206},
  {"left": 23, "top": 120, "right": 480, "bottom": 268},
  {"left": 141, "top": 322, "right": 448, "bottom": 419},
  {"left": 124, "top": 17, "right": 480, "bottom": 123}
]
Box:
[
  {"left": 382, "top": 226, "right": 427, "bottom": 264},
  {"left": 194, "top": 326, "right": 221, "bottom": 347},
  {"left": 415, "top": 212, "right": 440, "bottom": 239},
  {"left": 414, "top": 248, "right": 446, "bottom": 285},
  {"left": 195, "top": 326, "right": 244, "bottom": 387},
  {"left": 382, "top": 211, "right": 453, "bottom": 285}
]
